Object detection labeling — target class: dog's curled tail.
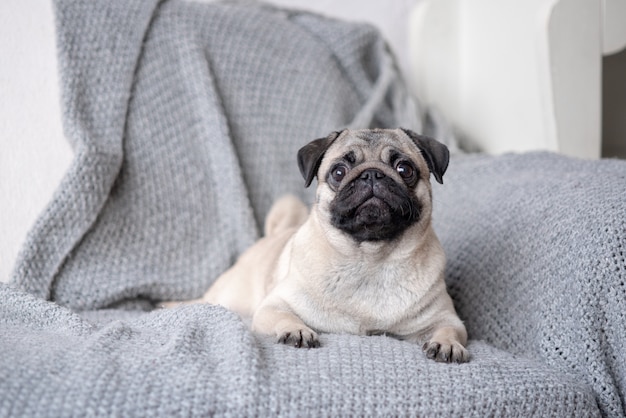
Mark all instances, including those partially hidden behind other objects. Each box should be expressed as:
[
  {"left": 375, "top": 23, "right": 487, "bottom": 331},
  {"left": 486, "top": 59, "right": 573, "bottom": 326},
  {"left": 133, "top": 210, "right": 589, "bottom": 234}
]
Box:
[{"left": 264, "top": 194, "right": 309, "bottom": 237}]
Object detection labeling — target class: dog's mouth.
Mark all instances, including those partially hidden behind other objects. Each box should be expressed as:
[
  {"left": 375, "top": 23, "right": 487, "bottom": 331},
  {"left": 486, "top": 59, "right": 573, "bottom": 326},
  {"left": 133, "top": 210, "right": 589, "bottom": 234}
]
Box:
[
  {"left": 354, "top": 197, "right": 391, "bottom": 225},
  {"left": 330, "top": 173, "right": 421, "bottom": 242}
]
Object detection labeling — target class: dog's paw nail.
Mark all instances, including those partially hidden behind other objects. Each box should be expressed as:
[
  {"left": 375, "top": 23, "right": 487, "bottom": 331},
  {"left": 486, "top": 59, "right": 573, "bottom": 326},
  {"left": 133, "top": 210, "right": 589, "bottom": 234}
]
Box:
[
  {"left": 278, "top": 332, "right": 291, "bottom": 345},
  {"left": 307, "top": 338, "right": 320, "bottom": 348},
  {"left": 452, "top": 345, "right": 470, "bottom": 363},
  {"left": 423, "top": 342, "right": 441, "bottom": 360},
  {"left": 278, "top": 329, "right": 319, "bottom": 349},
  {"left": 423, "top": 340, "right": 469, "bottom": 363}
]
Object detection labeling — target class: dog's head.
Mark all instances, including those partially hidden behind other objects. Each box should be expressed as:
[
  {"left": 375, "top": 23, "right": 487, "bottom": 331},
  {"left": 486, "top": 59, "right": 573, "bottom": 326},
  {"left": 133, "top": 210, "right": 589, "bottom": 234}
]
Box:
[{"left": 297, "top": 128, "right": 449, "bottom": 242}]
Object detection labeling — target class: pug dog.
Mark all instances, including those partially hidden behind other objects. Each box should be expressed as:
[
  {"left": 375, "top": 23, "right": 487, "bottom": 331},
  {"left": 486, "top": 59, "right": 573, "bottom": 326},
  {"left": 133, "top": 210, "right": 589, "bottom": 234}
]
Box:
[{"left": 171, "top": 128, "right": 469, "bottom": 363}]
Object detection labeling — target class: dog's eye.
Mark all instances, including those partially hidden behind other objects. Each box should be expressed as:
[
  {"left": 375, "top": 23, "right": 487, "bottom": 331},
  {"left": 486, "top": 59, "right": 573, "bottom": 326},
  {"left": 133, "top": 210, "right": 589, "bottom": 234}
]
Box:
[
  {"left": 396, "top": 161, "right": 415, "bottom": 179},
  {"left": 331, "top": 164, "right": 348, "bottom": 183}
]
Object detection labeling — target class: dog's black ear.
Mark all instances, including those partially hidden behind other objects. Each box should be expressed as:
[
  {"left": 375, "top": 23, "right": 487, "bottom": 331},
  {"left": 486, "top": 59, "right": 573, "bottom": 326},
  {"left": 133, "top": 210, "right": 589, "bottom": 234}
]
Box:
[
  {"left": 297, "top": 131, "right": 343, "bottom": 188},
  {"left": 401, "top": 128, "right": 450, "bottom": 184}
]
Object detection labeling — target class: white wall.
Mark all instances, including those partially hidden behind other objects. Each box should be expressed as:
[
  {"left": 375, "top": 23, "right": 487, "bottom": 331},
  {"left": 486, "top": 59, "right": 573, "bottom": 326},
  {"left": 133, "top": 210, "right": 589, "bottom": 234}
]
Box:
[{"left": 0, "top": 0, "right": 72, "bottom": 283}]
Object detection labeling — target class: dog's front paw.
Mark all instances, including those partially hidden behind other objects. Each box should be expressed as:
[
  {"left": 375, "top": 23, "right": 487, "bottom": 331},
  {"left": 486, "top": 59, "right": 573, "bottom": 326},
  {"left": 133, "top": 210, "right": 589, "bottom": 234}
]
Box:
[
  {"left": 422, "top": 339, "right": 469, "bottom": 363},
  {"left": 278, "top": 328, "right": 320, "bottom": 348}
]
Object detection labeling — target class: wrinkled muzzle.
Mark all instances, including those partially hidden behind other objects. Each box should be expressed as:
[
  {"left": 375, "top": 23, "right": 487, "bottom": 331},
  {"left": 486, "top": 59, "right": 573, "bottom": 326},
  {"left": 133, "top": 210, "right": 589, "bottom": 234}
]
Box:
[{"left": 329, "top": 168, "right": 421, "bottom": 242}]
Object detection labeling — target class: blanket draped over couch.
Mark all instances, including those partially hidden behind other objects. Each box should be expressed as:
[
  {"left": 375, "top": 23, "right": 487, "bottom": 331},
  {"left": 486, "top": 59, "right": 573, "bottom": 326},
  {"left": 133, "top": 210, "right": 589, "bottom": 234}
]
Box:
[{"left": 3, "top": 0, "right": 625, "bottom": 416}]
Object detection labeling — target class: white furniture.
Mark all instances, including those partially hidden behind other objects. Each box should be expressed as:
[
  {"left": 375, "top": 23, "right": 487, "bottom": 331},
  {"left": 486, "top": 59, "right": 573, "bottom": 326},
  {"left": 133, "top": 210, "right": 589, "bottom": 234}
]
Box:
[{"left": 409, "top": 0, "right": 626, "bottom": 158}]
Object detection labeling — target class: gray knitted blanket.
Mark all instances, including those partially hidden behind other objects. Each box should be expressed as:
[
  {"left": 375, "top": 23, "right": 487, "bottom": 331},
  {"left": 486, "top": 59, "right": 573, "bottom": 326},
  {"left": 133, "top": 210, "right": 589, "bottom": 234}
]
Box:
[{"left": 3, "top": 0, "right": 625, "bottom": 416}]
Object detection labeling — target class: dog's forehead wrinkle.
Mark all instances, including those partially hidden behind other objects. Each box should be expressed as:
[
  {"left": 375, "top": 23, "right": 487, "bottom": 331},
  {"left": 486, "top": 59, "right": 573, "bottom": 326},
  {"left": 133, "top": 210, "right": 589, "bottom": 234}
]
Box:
[
  {"left": 353, "top": 128, "right": 399, "bottom": 143},
  {"left": 336, "top": 132, "right": 416, "bottom": 162},
  {"left": 383, "top": 147, "right": 410, "bottom": 165},
  {"left": 343, "top": 151, "right": 356, "bottom": 164}
]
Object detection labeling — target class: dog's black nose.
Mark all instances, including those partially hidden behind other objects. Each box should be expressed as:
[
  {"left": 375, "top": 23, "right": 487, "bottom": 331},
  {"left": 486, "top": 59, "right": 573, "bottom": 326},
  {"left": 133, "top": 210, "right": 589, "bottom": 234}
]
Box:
[{"left": 360, "top": 169, "right": 385, "bottom": 181}]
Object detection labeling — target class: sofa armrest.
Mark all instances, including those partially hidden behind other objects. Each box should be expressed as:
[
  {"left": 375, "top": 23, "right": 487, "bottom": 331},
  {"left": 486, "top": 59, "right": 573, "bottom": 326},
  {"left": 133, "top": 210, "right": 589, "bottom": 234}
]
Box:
[{"left": 409, "top": 0, "right": 603, "bottom": 159}]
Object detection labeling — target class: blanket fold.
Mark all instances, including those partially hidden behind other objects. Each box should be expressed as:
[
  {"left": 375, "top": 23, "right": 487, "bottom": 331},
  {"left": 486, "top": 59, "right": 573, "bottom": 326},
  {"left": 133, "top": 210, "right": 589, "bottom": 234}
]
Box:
[
  {"left": 13, "top": 0, "right": 161, "bottom": 301},
  {"left": 12, "top": 0, "right": 421, "bottom": 309}
]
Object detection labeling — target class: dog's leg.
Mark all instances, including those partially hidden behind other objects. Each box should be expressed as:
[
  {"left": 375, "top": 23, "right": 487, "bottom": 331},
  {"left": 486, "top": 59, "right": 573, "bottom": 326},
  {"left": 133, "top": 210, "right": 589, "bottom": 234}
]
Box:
[
  {"left": 252, "top": 297, "right": 320, "bottom": 348},
  {"left": 422, "top": 325, "right": 469, "bottom": 363}
]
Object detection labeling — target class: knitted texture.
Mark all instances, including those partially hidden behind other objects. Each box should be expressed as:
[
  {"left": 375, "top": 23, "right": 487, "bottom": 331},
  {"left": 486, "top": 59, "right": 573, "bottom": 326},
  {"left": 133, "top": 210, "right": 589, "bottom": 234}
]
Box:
[
  {"left": 12, "top": 0, "right": 422, "bottom": 309},
  {"left": 4, "top": 0, "right": 625, "bottom": 416},
  {"left": 434, "top": 152, "right": 626, "bottom": 417},
  {"left": 0, "top": 285, "right": 600, "bottom": 417}
]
